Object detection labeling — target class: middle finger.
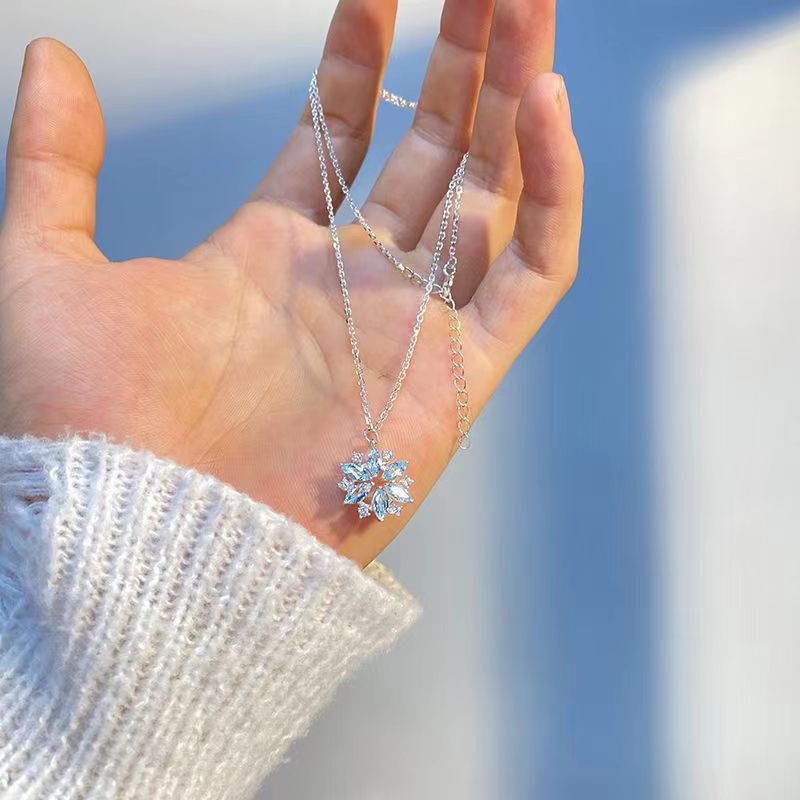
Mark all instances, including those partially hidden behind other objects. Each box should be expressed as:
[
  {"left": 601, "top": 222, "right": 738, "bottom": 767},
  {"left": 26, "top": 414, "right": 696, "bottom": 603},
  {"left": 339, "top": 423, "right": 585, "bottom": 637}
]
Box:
[
  {"left": 360, "top": 0, "right": 495, "bottom": 250},
  {"left": 415, "top": 0, "right": 558, "bottom": 304}
]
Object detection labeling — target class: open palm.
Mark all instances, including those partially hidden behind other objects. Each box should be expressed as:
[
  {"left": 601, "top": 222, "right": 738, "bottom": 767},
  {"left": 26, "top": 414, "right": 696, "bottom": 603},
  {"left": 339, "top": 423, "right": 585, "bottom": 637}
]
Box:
[{"left": 0, "top": 0, "right": 582, "bottom": 566}]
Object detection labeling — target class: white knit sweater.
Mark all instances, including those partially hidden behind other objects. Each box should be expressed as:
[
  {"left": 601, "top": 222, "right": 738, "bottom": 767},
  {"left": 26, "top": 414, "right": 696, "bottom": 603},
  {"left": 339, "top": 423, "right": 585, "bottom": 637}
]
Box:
[{"left": 0, "top": 435, "right": 420, "bottom": 799}]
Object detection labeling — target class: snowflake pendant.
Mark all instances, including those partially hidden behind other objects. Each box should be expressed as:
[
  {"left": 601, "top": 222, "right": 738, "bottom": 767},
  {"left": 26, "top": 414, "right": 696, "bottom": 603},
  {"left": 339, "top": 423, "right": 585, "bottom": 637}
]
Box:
[{"left": 338, "top": 444, "right": 415, "bottom": 522}]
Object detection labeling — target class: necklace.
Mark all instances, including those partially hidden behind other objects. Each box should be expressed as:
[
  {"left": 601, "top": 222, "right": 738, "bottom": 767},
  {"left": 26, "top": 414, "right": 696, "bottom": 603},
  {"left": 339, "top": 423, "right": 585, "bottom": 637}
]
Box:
[{"left": 309, "top": 72, "right": 472, "bottom": 522}]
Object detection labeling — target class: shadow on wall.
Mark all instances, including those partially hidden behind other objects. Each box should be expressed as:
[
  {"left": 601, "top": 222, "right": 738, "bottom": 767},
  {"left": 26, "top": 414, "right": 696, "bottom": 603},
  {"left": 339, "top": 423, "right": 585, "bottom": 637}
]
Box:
[
  {"left": 0, "top": 1, "right": 798, "bottom": 798},
  {"left": 496, "top": 1, "right": 800, "bottom": 799}
]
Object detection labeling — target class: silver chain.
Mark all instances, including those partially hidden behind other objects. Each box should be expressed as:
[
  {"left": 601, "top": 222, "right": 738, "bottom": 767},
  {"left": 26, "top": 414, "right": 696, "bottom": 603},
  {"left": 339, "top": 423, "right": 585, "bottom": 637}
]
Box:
[
  {"left": 309, "top": 72, "right": 472, "bottom": 449},
  {"left": 311, "top": 75, "right": 446, "bottom": 294},
  {"left": 380, "top": 89, "right": 417, "bottom": 110}
]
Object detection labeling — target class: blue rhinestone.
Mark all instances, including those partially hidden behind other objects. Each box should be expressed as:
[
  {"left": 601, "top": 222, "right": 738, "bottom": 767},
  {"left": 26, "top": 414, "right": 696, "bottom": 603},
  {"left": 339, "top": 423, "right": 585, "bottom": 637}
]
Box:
[
  {"left": 382, "top": 460, "right": 408, "bottom": 481},
  {"left": 386, "top": 482, "right": 413, "bottom": 504},
  {"left": 344, "top": 482, "right": 373, "bottom": 504},
  {"left": 372, "top": 488, "right": 389, "bottom": 521}
]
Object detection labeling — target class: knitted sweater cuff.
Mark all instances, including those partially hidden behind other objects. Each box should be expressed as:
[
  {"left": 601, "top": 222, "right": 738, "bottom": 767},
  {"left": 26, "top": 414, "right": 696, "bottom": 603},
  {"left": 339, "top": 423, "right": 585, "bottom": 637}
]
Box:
[{"left": 0, "top": 435, "right": 420, "bottom": 800}]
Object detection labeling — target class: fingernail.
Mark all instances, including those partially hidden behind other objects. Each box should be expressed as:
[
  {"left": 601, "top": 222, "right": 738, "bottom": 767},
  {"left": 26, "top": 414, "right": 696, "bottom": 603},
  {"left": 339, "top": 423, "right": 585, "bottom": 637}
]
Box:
[{"left": 551, "top": 73, "right": 572, "bottom": 127}]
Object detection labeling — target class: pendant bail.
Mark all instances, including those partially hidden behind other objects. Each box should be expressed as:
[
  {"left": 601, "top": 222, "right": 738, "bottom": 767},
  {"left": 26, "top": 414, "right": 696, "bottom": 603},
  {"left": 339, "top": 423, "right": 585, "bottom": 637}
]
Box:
[{"left": 364, "top": 427, "right": 379, "bottom": 445}]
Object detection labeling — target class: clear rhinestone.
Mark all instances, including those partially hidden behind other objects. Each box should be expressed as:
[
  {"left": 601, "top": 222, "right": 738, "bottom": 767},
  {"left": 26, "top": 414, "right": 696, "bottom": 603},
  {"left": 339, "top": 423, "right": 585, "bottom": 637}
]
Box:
[
  {"left": 382, "top": 460, "right": 408, "bottom": 481},
  {"left": 351, "top": 452, "right": 363, "bottom": 464},
  {"left": 388, "top": 504, "right": 401, "bottom": 516},
  {"left": 344, "top": 482, "right": 373, "bottom": 504},
  {"left": 386, "top": 482, "right": 413, "bottom": 504},
  {"left": 382, "top": 450, "right": 393, "bottom": 462},
  {"left": 372, "top": 487, "right": 389, "bottom": 522},
  {"left": 357, "top": 502, "right": 371, "bottom": 519},
  {"left": 338, "top": 479, "right": 352, "bottom": 491},
  {"left": 398, "top": 476, "right": 413, "bottom": 487}
]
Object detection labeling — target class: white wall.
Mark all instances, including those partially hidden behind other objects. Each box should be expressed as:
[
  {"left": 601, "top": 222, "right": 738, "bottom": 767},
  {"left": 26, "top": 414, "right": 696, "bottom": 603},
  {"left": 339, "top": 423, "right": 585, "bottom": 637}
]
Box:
[
  {"left": 0, "top": 0, "right": 437, "bottom": 135},
  {"left": 654, "top": 15, "right": 800, "bottom": 800}
]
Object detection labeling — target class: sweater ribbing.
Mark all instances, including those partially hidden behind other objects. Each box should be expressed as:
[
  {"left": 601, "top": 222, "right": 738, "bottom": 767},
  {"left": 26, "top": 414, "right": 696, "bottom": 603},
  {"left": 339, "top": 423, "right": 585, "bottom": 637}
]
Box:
[{"left": 0, "top": 436, "right": 419, "bottom": 800}]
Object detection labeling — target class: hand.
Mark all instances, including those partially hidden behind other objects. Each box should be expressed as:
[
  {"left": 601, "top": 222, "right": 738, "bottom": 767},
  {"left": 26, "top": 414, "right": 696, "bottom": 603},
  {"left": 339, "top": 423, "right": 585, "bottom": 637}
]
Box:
[{"left": 0, "top": 0, "right": 583, "bottom": 567}]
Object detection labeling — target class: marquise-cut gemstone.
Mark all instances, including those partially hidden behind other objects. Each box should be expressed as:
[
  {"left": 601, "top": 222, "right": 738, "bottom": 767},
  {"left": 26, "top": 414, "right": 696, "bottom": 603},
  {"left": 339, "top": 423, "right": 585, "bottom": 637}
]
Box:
[
  {"left": 344, "top": 482, "right": 373, "bottom": 504},
  {"left": 341, "top": 462, "right": 368, "bottom": 482},
  {"left": 386, "top": 482, "right": 413, "bottom": 504},
  {"left": 372, "top": 487, "right": 389, "bottom": 521},
  {"left": 382, "top": 460, "right": 408, "bottom": 481},
  {"left": 366, "top": 446, "right": 383, "bottom": 477}
]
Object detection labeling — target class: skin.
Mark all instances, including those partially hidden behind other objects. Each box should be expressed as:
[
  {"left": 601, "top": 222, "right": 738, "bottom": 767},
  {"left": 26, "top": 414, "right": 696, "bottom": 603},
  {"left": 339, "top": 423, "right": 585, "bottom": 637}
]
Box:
[{"left": 0, "top": 0, "right": 583, "bottom": 567}]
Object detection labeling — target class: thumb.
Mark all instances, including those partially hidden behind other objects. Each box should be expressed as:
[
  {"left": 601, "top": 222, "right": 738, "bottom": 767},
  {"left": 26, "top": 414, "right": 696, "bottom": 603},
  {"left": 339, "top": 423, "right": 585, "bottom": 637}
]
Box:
[{"left": 1, "top": 38, "right": 105, "bottom": 261}]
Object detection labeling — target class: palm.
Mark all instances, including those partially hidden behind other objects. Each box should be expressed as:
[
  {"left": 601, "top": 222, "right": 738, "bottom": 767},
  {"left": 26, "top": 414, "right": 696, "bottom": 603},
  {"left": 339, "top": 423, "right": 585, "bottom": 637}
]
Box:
[{"left": 0, "top": 0, "right": 583, "bottom": 565}]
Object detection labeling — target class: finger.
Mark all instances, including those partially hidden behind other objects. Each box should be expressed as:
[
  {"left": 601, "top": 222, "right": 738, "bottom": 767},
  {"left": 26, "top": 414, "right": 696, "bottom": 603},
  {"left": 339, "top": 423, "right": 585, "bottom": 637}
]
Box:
[
  {"left": 251, "top": 0, "right": 397, "bottom": 222},
  {"left": 466, "top": 74, "right": 583, "bottom": 384},
  {"left": 416, "top": 0, "right": 557, "bottom": 302},
  {"left": 0, "top": 38, "right": 105, "bottom": 262},
  {"left": 467, "top": 0, "right": 556, "bottom": 199},
  {"left": 360, "top": 0, "right": 495, "bottom": 249}
]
